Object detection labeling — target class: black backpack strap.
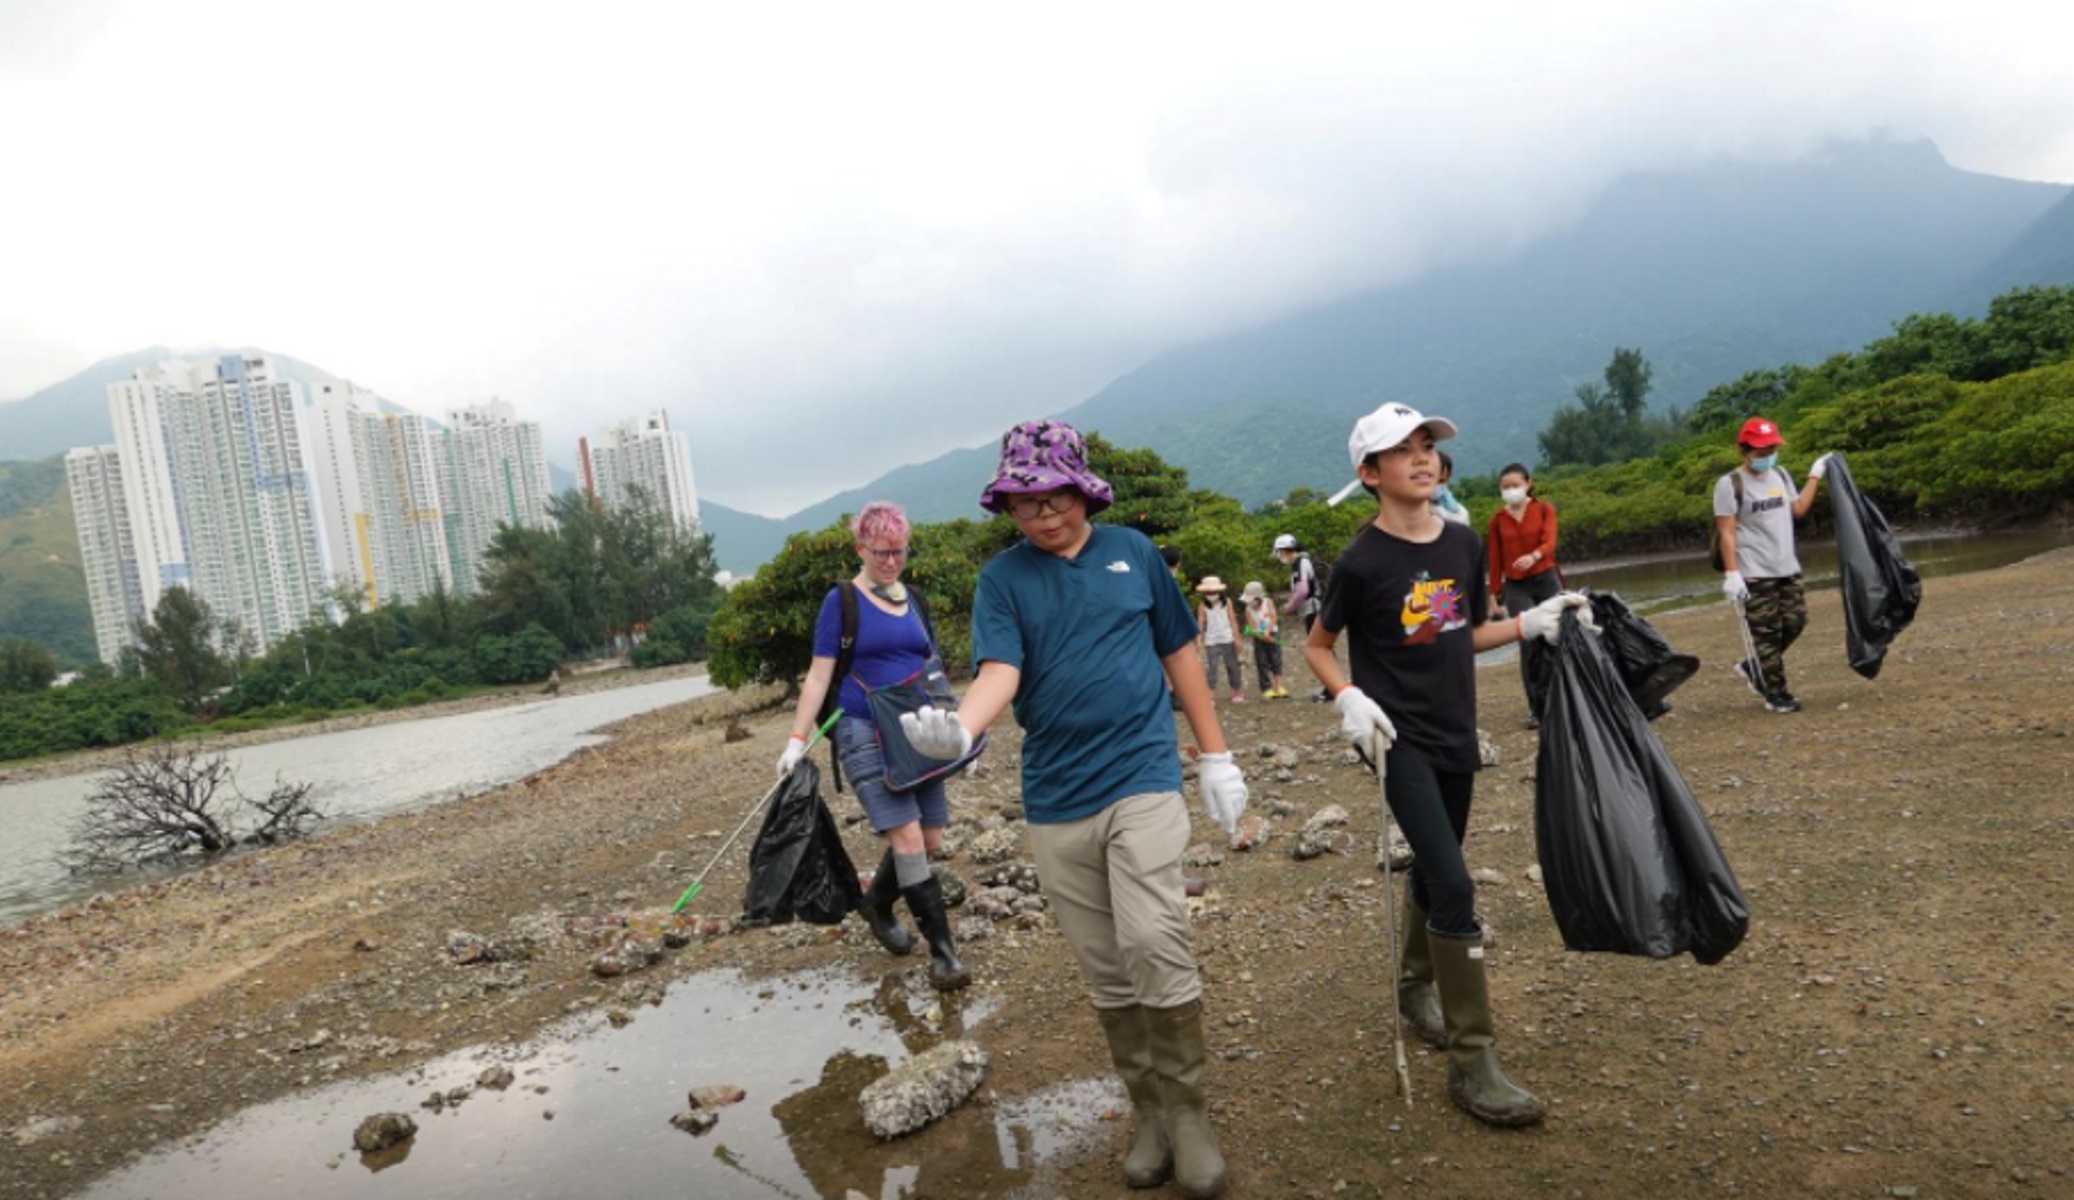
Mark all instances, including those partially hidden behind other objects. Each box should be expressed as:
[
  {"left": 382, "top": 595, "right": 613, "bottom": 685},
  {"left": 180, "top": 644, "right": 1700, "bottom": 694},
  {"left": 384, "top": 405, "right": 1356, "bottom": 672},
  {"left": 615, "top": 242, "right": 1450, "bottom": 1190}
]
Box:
[
  {"left": 816, "top": 581, "right": 860, "bottom": 793},
  {"left": 908, "top": 587, "right": 940, "bottom": 655}
]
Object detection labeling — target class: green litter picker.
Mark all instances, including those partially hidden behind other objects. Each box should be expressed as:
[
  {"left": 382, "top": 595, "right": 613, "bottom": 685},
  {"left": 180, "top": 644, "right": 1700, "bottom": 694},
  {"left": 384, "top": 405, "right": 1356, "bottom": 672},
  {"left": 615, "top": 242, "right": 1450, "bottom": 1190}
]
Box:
[{"left": 672, "top": 709, "right": 841, "bottom": 914}]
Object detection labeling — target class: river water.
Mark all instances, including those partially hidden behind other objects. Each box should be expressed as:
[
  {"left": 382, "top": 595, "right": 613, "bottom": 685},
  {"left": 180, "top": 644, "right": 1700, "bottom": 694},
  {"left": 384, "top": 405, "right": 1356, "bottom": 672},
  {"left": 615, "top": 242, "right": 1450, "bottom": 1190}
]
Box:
[{"left": 0, "top": 674, "right": 716, "bottom": 925}]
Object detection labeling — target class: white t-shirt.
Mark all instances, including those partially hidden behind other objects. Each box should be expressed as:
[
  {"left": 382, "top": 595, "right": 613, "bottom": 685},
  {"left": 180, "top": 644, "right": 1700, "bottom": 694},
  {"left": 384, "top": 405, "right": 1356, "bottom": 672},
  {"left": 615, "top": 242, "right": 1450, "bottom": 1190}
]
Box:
[{"left": 1713, "top": 467, "right": 1801, "bottom": 579}]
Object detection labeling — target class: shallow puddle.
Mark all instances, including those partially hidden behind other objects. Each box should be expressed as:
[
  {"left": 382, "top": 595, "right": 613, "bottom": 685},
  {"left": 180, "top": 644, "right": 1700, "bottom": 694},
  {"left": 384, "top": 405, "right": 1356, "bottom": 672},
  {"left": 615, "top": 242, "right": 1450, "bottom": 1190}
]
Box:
[{"left": 75, "top": 966, "right": 1119, "bottom": 1200}]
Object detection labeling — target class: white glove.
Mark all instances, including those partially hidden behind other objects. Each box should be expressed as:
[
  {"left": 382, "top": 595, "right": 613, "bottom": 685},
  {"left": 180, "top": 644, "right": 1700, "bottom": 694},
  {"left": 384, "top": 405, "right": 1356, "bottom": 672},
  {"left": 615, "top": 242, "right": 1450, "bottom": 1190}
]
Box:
[
  {"left": 899, "top": 705, "right": 971, "bottom": 760},
  {"left": 1518, "top": 591, "right": 1596, "bottom": 643},
  {"left": 775, "top": 735, "right": 808, "bottom": 778},
  {"left": 1333, "top": 686, "right": 1396, "bottom": 753},
  {"left": 1808, "top": 452, "right": 1834, "bottom": 480},
  {"left": 1196, "top": 751, "right": 1248, "bottom": 835},
  {"left": 1722, "top": 571, "right": 1749, "bottom": 603}
]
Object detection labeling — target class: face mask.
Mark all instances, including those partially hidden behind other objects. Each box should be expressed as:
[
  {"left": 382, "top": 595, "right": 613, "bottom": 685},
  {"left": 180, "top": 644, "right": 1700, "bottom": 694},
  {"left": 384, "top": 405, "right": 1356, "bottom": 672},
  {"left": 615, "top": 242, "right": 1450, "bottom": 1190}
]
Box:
[
  {"left": 1749, "top": 454, "right": 1778, "bottom": 473},
  {"left": 1501, "top": 487, "right": 1528, "bottom": 505}
]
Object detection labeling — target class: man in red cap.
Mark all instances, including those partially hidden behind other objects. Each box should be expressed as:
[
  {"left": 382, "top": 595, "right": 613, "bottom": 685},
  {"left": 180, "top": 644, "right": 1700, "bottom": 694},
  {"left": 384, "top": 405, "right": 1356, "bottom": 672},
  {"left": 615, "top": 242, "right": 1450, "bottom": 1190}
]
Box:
[{"left": 1714, "top": 417, "right": 1832, "bottom": 713}]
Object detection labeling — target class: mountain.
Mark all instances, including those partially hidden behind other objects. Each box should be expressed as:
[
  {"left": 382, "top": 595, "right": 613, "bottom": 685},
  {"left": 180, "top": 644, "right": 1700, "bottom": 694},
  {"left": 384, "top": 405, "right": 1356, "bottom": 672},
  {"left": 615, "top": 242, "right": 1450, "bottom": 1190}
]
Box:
[
  {"left": 0, "top": 456, "right": 92, "bottom": 664},
  {"left": 1964, "top": 188, "right": 2074, "bottom": 308},
  {"left": 697, "top": 501, "right": 791, "bottom": 576},
  {"left": 752, "top": 139, "right": 2073, "bottom": 561},
  {"left": 1057, "top": 139, "right": 2069, "bottom": 504},
  {"left": 0, "top": 346, "right": 358, "bottom": 458}
]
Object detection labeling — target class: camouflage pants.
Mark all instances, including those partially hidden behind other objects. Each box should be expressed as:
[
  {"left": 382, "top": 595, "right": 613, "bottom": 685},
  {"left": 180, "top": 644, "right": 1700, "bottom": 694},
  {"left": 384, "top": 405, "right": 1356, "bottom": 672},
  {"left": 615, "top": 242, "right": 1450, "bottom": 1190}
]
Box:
[{"left": 1743, "top": 573, "right": 1807, "bottom": 696}]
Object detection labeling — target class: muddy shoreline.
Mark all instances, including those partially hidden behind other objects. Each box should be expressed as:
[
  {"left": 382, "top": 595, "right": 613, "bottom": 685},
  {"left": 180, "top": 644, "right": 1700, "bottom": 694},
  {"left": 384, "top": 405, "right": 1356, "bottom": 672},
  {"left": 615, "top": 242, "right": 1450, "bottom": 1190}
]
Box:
[{"left": 3, "top": 551, "right": 2071, "bottom": 1199}]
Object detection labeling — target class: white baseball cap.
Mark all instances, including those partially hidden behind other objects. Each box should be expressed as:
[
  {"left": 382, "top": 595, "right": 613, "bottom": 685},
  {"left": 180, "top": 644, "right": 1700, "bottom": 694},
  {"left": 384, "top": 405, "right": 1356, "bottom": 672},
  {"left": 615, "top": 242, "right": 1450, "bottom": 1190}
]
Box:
[
  {"left": 1347, "top": 402, "right": 1459, "bottom": 471},
  {"left": 1272, "top": 534, "right": 1298, "bottom": 552}
]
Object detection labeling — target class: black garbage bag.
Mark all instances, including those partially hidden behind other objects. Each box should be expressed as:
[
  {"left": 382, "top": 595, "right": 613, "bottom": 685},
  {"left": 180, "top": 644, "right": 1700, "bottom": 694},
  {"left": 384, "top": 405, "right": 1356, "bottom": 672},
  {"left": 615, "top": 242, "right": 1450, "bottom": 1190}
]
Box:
[
  {"left": 1586, "top": 590, "right": 1701, "bottom": 721},
  {"left": 1824, "top": 453, "right": 1921, "bottom": 679},
  {"left": 1535, "top": 610, "right": 1748, "bottom": 964},
  {"left": 742, "top": 759, "right": 862, "bottom": 927}
]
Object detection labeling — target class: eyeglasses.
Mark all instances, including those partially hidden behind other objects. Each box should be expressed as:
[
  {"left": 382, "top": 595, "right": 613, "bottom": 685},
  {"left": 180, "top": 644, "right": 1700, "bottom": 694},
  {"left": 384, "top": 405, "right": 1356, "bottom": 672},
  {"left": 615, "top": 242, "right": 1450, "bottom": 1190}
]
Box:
[
  {"left": 860, "top": 544, "right": 908, "bottom": 563},
  {"left": 1007, "top": 492, "right": 1076, "bottom": 520}
]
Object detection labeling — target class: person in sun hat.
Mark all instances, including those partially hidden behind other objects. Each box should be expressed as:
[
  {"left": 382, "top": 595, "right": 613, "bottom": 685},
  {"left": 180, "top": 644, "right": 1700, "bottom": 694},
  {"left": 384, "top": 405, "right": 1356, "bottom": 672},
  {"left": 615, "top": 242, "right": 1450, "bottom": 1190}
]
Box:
[
  {"left": 897, "top": 418, "right": 1246, "bottom": 1197},
  {"left": 1304, "top": 400, "right": 1594, "bottom": 1129},
  {"left": 1194, "top": 575, "right": 1245, "bottom": 703},
  {"left": 1714, "top": 416, "right": 1833, "bottom": 714},
  {"left": 1240, "top": 580, "right": 1288, "bottom": 698}
]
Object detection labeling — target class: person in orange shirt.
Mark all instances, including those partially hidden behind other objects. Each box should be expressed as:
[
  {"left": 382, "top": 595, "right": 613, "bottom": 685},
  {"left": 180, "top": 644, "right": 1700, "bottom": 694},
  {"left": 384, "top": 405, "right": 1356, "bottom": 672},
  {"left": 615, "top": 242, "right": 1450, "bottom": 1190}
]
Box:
[{"left": 1484, "top": 463, "right": 1562, "bottom": 728}]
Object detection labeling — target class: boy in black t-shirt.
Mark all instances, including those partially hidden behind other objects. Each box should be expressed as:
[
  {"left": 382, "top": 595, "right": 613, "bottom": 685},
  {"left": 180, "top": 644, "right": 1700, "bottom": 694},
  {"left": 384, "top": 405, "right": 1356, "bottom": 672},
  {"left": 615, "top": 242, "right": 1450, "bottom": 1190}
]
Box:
[{"left": 1304, "top": 402, "right": 1592, "bottom": 1129}]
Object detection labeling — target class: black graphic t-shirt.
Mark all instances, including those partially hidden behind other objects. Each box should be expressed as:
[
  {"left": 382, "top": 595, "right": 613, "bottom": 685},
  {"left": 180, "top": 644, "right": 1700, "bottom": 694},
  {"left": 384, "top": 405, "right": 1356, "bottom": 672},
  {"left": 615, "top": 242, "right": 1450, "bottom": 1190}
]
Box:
[{"left": 1319, "top": 521, "right": 1490, "bottom": 772}]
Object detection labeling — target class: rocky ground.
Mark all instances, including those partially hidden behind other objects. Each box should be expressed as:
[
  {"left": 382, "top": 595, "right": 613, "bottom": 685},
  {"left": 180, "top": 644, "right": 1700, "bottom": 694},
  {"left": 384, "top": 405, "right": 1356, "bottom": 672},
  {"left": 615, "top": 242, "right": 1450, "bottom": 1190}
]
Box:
[{"left": 3, "top": 550, "right": 2071, "bottom": 1199}]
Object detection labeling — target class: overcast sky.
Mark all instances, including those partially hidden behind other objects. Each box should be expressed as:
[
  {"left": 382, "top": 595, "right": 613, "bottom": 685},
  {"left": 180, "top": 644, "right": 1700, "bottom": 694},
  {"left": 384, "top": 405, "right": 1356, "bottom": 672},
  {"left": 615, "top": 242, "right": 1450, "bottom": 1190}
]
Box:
[{"left": 4, "top": 1, "right": 2073, "bottom": 514}]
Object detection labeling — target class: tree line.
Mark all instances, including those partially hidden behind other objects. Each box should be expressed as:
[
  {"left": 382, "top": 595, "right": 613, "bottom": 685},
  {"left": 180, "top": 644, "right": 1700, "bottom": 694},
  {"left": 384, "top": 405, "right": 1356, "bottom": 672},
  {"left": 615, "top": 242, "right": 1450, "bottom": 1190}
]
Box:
[{"left": 0, "top": 486, "right": 723, "bottom": 763}]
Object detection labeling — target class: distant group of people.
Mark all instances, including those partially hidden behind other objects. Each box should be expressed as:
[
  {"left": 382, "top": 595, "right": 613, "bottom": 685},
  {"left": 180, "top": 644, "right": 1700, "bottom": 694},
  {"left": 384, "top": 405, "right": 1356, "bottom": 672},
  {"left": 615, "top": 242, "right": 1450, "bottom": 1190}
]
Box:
[{"left": 768, "top": 402, "right": 1830, "bottom": 1198}]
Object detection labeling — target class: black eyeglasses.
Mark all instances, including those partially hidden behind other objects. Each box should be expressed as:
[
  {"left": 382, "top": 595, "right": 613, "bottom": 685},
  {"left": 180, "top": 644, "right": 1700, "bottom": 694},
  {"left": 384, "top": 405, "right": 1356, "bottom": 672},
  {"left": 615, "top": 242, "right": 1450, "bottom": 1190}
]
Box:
[{"left": 1007, "top": 493, "right": 1076, "bottom": 520}]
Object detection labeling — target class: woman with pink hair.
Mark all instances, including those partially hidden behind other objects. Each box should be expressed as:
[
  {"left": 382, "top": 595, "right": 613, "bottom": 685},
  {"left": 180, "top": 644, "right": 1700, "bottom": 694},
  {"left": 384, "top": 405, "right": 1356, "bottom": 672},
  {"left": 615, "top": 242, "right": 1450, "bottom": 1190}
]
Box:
[{"left": 778, "top": 501, "right": 968, "bottom": 991}]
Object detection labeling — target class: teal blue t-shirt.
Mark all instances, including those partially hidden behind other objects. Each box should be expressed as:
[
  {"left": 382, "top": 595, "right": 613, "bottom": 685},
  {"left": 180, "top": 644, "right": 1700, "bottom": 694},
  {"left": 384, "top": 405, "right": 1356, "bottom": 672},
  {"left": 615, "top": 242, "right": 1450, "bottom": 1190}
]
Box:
[{"left": 971, "top": 524, "right": 1198, "bottom": 824}]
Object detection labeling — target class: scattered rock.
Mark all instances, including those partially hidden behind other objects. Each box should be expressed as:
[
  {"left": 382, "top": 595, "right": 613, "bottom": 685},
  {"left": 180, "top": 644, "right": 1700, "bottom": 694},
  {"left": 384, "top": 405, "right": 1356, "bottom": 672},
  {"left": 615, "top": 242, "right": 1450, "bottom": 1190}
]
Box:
[
  {"left": 931, "top": 865, "right": 968, "bottom": 907},
  {"left": 1231, "top": 814, "right": 1273, "bottom": 852},
  {"left": 1183, "top": 843, "right": 1224, "bottom": 868},
  {"left": 11, "top": 1115, "right": 82, "bottom": 1146},
  {"left": 724, "top": 719, "right": 751, "bottom": 743},
  {"left": 860, "top": 1040, "right": 990, "bottom": 1139},
  {"left": 446, "top": 930, "right": 505, "bottom": 966},
  {"left": 967, "top": 827, "right": 1022, "bottom": 865},
  {"left": 1525, "top": 863, "right": 1543, "bottom": 885},
  {"left": 1472, "top": 867, "right": 1507, "bottom": 886},
  {"left": 477, "top": 1066, "right": 515, "bottom": 1090},
  {"left": 1294, "top": 805, "right": 1352, "bottom": 860},
  {"left": 352, "top": 1112, "right": 417, "bottom": 1154},
  {"left": 606, "top": 1008, "right": 633, "bottom": 1027},
  {"left": 1477, "top": 729, "right": 1501, "bottom": 767},
  {"left": 688, "top": 1084, "right": 747, "bottom": 1110},
  {"left": 670, "top": 1109, "right": 720, "bottom": 1135},
  {"left": 1376, "top": 827, "right": 1414, "bottom": 873}
]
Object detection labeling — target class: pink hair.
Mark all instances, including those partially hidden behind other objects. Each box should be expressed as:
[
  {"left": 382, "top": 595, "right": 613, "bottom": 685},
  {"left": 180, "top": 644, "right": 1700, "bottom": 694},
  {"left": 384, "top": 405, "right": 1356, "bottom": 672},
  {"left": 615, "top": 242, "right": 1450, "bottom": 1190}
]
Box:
[{"left": 851, "top": 501, "right": 910, "bottom": 546}]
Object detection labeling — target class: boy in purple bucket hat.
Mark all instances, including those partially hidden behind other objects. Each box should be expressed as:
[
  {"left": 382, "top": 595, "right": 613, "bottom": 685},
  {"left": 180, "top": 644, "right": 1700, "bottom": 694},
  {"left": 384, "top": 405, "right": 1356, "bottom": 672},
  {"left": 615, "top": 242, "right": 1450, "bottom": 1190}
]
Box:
[{"left": 901, "top": 419, "right": 1247, "bottom": 1198}]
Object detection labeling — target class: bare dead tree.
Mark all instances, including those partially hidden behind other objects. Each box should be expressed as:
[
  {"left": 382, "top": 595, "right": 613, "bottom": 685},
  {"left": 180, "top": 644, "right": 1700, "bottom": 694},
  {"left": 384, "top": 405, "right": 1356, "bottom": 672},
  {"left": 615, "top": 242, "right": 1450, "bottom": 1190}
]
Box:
[{"left": 64, "top": 743, "right": 325, "bottom": 873}]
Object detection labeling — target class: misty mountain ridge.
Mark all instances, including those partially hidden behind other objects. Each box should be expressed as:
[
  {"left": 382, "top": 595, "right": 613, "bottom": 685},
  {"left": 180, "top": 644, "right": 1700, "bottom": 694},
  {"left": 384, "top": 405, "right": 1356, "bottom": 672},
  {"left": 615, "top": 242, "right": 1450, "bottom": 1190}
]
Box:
[{"left": 6, "top": 139, "right": 2073, "bottom": 577}]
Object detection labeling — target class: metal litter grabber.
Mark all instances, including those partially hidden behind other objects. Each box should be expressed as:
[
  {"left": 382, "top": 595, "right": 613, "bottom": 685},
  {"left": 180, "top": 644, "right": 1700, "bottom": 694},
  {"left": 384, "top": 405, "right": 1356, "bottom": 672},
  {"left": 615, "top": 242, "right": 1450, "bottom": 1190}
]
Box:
[
  {"left": 1733, "top": 594, "right": 1765, "bottom": 698},
  {"left": 1369, "top": 730, "right": 1415, "bottom": 1109},
  {"left": 672, "top": 709, "right": 841, "bottom": 913}
]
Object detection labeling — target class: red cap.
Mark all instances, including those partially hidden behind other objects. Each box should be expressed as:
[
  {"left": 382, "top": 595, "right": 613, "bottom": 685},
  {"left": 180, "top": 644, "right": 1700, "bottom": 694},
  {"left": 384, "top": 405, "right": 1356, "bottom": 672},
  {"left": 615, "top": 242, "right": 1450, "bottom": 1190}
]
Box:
[{"left": 1736, "top": 417, "right": 1785, "bottom": 449}]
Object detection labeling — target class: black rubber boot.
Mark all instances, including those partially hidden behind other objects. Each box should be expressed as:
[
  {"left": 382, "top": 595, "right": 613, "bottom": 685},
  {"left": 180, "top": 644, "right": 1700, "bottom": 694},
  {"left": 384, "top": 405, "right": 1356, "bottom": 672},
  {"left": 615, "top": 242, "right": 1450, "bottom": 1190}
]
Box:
[
  {"left": 861, "top": 850, "right": 914, "bottom": 957},
  {"left": 1429, "top": 928, "right": 1547, "bottom": 1128},
  {"left": 1094, "top": 1005, "right": 1172, "bottom": 1188},
  {"left": 1398, "top": 894, "right": 1446, "bottom": 1050},
  {"left": 899, "top": 875, "right": 970, "bottom": 992},
  {"left": 1145, "top": 1001, "right": 1227, "bottom": 1199}
]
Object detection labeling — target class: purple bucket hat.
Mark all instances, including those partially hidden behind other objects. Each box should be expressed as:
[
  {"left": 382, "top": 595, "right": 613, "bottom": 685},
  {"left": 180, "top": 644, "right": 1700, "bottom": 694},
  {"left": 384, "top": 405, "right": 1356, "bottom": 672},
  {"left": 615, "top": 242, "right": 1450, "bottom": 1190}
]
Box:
[{"left": 979, "top": 420, "right": 1113, "bottom": 516}]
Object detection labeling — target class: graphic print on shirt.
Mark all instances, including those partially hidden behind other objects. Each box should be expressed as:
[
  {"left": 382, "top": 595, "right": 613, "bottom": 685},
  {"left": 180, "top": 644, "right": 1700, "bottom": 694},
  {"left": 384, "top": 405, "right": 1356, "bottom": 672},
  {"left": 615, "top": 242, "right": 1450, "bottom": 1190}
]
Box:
[{"left": 1399, "top": 571, "right": 1468, "bottom": 646}]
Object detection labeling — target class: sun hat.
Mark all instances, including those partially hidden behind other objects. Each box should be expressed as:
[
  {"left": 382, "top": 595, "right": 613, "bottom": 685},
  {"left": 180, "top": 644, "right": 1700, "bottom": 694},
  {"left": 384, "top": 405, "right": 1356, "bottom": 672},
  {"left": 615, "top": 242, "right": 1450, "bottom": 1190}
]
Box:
[
  {"left": 1196, "top": 576, "right": 1228, "bottom": 593},
  {"left": 1347, "top": 402, "right": 1459, "bottom": 471},
  {"left": 1272, "top": 533, "right": 1299, "bottom": 552},
  {"left": 978, "top": 420, "right": 1113, "bottom": 516},
  {"left": 1240, "top": 580, "right": 1267, "bottom": 602},
  {"left": 1736, "top": 417, "right": 1785, "bottom": 449}
]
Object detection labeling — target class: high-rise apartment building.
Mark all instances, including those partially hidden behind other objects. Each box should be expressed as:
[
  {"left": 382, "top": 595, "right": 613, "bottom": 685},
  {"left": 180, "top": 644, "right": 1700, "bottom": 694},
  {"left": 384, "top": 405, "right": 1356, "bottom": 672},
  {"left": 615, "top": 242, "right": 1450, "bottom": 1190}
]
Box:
[
  {"left": 65, "top": 446, "right": 145, "bottom": 665},
  {"left": 580, "top": 408, "right": 700, "bottom": 529},
  {"left": 307, "top": 381, "right": 452, "bottom": 608},
  {"left": 439, "top": 399, "right": 554, "bottom": 596},
  {"left": 84, "top": 356, "right": 328, "bottom": 657}
]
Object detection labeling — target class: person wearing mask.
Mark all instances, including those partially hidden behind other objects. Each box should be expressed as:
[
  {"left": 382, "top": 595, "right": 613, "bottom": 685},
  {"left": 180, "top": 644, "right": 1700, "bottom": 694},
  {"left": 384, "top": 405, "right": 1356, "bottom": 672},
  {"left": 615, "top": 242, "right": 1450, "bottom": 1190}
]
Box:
[
  {"left": 1304, "top": 401, "right": 1592, "bottom": 1129},
  {"left": 1432, "top": 451, "right": 1473, "bottom": 526},
  {"left": 899, "top": 420, "right": 1249, "bottom": 1198},
  {"left": 1715, "top": 418, "right": 1832, "bottom": 714},
  {"left": 1485, "top": 463, "right": 1562, "bottom": 727},
  {"left": 777, "top": 501, "right": 968, "bottom": 991}
]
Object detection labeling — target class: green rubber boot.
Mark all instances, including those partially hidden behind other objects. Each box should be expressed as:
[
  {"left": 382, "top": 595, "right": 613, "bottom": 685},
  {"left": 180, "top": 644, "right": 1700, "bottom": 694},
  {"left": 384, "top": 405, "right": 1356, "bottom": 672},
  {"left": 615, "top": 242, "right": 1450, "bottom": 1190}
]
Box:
[
  {"left": 1145, "top": 1001, "right": 1228, "bottom": 1199},
  {"left": 1399, "top": 893, "right": 1446, "bottom": 1050},
  {"left": 1094, "top": 1005, "right": 1172, "bottom": 1189},
  {"left": 1429, "top": 929, "right": 1547, "bottom": 1128}
]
